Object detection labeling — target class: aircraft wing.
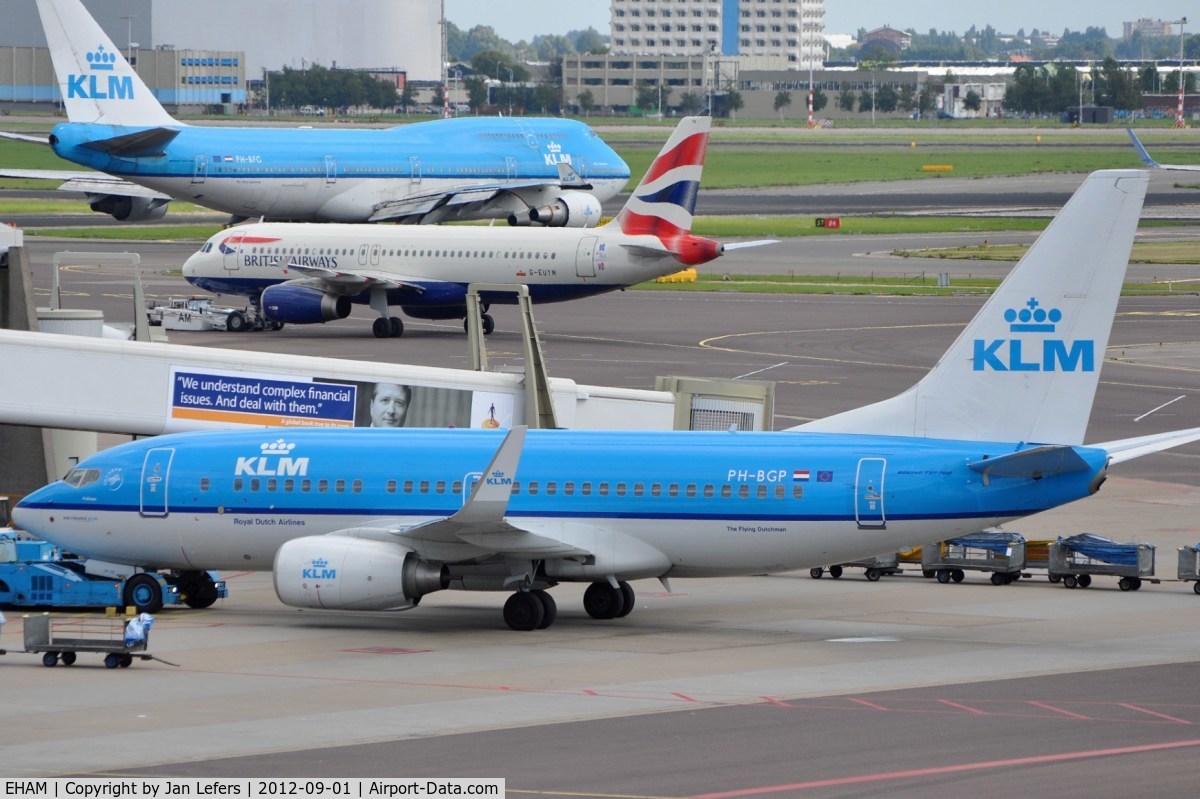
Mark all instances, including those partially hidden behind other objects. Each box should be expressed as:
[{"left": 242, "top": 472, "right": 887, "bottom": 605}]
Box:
[
  {"left": 0, "top": 167, "right": 172, "bottom": 200},
  {"left": 398, "top": 426, "right": 593, "bottom": 559},
  {"left": 280, "top": 263, "right": 426, "bottom": 293},
  {"left": 1127, "top": 128, "right": 1200, "bottom": 172},
  {"left": 368, "top": 175, "right": 592, "bottom": 224}
]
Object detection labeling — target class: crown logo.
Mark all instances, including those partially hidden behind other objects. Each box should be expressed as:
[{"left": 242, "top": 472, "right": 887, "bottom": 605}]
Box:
[
  {"left": 310, "top": 559, "right": 328, "bottom": 569},
  {"left": 261, "top": 439, "right": 297, "bottom": 454},
  {"left": 546, "top": 141, "right": 562, "bottom": 153},
  {"left": 1004, "top": 297, "right": 1061, "bottom": 333},
  {"left": 86, "top": 45, "right": 116, "bottom": 71}
]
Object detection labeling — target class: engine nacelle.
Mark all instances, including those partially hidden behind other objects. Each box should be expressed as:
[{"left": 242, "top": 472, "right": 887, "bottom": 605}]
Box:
[
  {"left": 261, "top": 283, "right": 351, "bottom": 325},
  {"left": 511, "top": 191, "right": 602, "bottom": 228},
  {"left": 671, "top": 234, "right": 724, "bottom": 266},
  {"left": 273, "top": 536, "right": 448, "bottom": 611},
  {"left": 87, "top": 194, "right": 169, "bottom": 222}
]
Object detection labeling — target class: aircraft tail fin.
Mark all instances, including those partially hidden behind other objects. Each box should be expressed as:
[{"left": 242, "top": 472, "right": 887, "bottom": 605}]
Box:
[
  {"left": 610, "top": 116, "right": 710, "bottom": 240},
  {"left": 37, "top": 0, "right": 177, "bottom": 127},
  {"left": 792, "top": 169, "right": 1149, "bottom": 445},
  {"left": 1126, "top": 128, "right": 1200, "bottom": 172}
]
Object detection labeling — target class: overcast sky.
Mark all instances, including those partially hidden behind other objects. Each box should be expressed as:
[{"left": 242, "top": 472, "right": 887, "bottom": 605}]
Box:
[{"left": 444, "top": 0, "right": 1195, "bottom": 41}]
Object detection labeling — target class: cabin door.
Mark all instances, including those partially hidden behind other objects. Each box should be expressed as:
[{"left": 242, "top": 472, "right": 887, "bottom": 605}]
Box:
[
  {"left": 576, "top": 235, "right": 598, "bottom": 277},
  {"left": 463, "top": 472, "right": 482, "bottom": 505},
  {"left": 410, "top": 156, "right": 422, "bottom": 185},
  {"left": 191, "top": 155, "right": 208, "bottom": 184},
  {"left": 324, "top": 155, "right": 338, "bottom": 185},
  {"left": 140, "top": 448, "right": 175, "bottom": 518},
  {"left": 855, "top": 457, "right": 886, "bottom": 529}
]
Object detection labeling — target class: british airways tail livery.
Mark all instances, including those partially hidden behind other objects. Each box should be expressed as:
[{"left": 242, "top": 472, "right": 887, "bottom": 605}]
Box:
[
  {"left": 0, "top": 0, "right": 628, "bottom": 224},
  {"left": 182, "top": 116, "right": 774, "bottom": 338},
  {"left": 16, "top": 170, "right": 1200, "bottom": 630}
]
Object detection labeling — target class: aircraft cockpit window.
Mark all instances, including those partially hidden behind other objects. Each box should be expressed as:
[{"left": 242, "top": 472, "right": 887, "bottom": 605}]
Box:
[{"left": 63, "top": 468, "right": 100, "bottom": 488}]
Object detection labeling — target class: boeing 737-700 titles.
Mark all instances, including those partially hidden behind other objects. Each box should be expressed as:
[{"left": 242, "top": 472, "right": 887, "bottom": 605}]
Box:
[
  {"left": 17, "top": 169, "right": 1200, "bottom": 630},
  {"left": 182, "top": 116, "right": 774, "bottom": 337},
  {"left": 0, "top": 0, "right": 628, "bottom": 225}
]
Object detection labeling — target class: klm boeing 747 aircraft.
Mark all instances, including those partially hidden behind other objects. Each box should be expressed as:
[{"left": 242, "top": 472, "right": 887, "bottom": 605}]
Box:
[
  {"left": 16, "top": 170, "right": 1200, "bottom": 630},
  {"left": 0, "top": 0, "right": 628, "bottom": 224}
]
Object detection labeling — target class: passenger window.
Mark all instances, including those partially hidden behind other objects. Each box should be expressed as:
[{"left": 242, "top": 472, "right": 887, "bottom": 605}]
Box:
[
  {"left": 267, "top": 478, "right": 277, "bottom": 492},
  {"left": 435, "top": 480, "right": 446, "bottom": 494},
  {"left": 353, "top": 479, "right": 363, "bottom": 494},
  {"left": 199, "top": 477, "right": 210, "bottom": 492},
  {"left": 546, "top": 482, "right": 557, "bottom": 496},
  {"left": 581, "top": 482, "right": 592, "bottom": 496},
  {"left": 528, "top": 481, "right": 539, "bottom": 496},
  {"left": 301, "top": 479, "right": 311, "bottom": 493},
  {"left": 668, "top": 484, "right": 679, "bottom": 498},
  {"left": 757, "top": 485, "right": 767, "bottom": 499},
  {"left": 774, "top": 485, "right": 785, "bottom": 499},
  {"left": 335, "top": 479, "right": 346, "bottom": 493},
  {"left": 452, "top": 480, "right": 463, "bottom": 494},
  {"left": 250, "top": 478, "right": 260, "bottom": 492},
  {"left": 404, "top": 480, "right": 413, "bottom": 494},
  {"left": 616, "top": 482, "right": 627, "bottom": 497},
  {"left": 651, "top": 483, "right": 662, "bottom": 497},
  {"left": 686, "top": 484, "right": 697, "bottom": 498},
  {"left": 633, "top": 483, "right": 644, "bottom": 497},
  {"left": 233, "top": 478, "right": 243, "bottom": 492},
  {"left": 419, "top": 480, "right": 429, "bottom": 494},
  {"left": 738, "top": 485, "right": 750, "bottom": 498},
  {"left": 284, "top": 479, "right": 294, "bottom": 492},
  {"left": 704, "top": 484, "right": 714, "bottom": 498},
  {"left": 387, "top": 480, "right": 397, "bottom": 494},
  {"left": 564, "top": 481, "right": 575, "bottom": 496},
  {"left": 793, "top": 485, "right": 804, "bottom": 499},
  {"left": 318, "top": 479, "right": 329, "bottom": 493},
  {"left": 599, "top": 482, "right": 610, "bottom": 497},
  {"left": 511, "top": 481, "right": 521, "bottom": 495}
]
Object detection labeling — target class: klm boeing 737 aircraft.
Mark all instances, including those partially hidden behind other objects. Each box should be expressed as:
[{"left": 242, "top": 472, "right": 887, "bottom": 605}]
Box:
[
  {"left": 181, "top": 116, "right": 774, "bottom": 337},
  {"left": 0, "top": 0, "right": 628, "bottom": 224},
  {"left": 16, "top": 170, "right": 1200, "bottom": 630}
]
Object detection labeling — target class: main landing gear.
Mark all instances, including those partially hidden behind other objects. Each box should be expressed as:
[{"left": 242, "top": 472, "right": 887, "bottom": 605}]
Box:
[
  {"left": 501, "top": 580, "right": 635, "bottom": 631},
  {"left": 372, "top": 316, "right": 404, "bottom": 338},
  {"left": 464, "top": 314, "right": 495, "bottom": 336}
]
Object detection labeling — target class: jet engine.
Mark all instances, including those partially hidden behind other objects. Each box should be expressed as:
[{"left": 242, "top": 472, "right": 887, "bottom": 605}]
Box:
[
  {"left": 261, "top": 284, "right": 352, "bottom": 325},
  {"left": 273, "top": 536, "right": 449, "bottom": 611},
  {"left": 509, "top": 191, "right": 602, "bottom": 228},
  {"left": 87, "top": 194, "right": 169, "bottom": 222},
  {"left": 671, "top": 235, "right": 724, "bottom": 266}
]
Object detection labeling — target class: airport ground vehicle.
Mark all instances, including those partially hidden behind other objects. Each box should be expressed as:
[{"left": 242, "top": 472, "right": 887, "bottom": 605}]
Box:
[
  {"left": 0, "top": 530, "right": 226, "bottom": 612},
  {"left": 147, "top": 296, "right": 276, "bottom": 333},
  {"left": 809, "top": 553, "right": 900, "bottom": 582},
  {"left": 1177, "top": 545, "right": 1200, "bottom": 594},
  {"left": 922, "top": 530, "right": 1026, "bottom": 585},
  {"left": 1048, "top": 534, "right": 1157, "bottom": 591}
]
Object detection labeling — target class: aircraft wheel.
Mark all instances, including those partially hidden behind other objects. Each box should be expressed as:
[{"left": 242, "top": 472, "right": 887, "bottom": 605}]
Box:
[
  {"left": 226, "top": 311, "right": 248, "bottom": 332},
  {"left": 829, "top": 565, "right": 843, "bottom": 579},
  {"left": 532, "top": 589, "right": 557, "bottom": 629},
  {"left": 503, "top": 591, "right": 545, "bottom": 631},
  {"left": 124, "top": 574, "right": 164, "bottom": 613},
  {"left": 179, "top": 571, "right": 220, "bottom": 609},
  {"left": 936, "top": 569, "right": 951, "bottom": 584},
  {"left": 583, "top": 581, "right": 625, "bottom": 620},
  {"left": 1077, "top": 574, "right": 1092, "bottom": 588},
  {"left": 617, "top": 581, "right": 636, "bottom": 618},
  {"left": 42, "top": 652, "right": 58, "bottom": 667},
  {"left": 372, "top": 317, "right": 390, "bottom": 338},
  {"left": 389, "top": 316, "right": 404, "bottom": 337},
  {"left": 482, "top": 314, "right": 495, "bottom": 335},
  {"left": 809, "top": 567, "right": 823, "bottom": 579}
]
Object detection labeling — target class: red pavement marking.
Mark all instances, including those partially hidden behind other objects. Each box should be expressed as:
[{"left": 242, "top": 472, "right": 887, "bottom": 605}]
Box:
[
  {"left": 1118, "top": 703, "right": 1193, "bottom": 725},
  {"left": 759, "top": 696, "right": 793, "bottom": 708},
  {"left": 1027, "top": 700, "right": 1092, "bottom": 720},
  {"left": 690, "top": 738, "right": 1200, "bottom": 798},
  {"left": 937, "top": 699, "right": 987, "bottom": 715},
  {"left": 846, "top": 697, "right": 888, "bottom": 711}
]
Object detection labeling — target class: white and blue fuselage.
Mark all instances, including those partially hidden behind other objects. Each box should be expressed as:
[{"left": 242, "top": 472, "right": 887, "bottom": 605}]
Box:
[{"left": 15, "top": 428, "right": 1108, "bottom": 577}]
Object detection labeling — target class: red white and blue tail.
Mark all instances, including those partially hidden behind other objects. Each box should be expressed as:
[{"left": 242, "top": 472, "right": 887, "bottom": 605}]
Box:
[{"left": 612, "top": 116, "right": 710, "bottom": 240}]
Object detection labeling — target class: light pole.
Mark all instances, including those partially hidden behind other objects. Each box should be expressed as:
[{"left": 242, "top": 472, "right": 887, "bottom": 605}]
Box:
[
  {"left": 121, "top": 14, "right": 135, "bottom": 62},
  {"left": 503, "top": 66, "right": 514, "bottom": 116},
  {"left": 1176, "top": 17, "right": 1189, "bottom": 128}
]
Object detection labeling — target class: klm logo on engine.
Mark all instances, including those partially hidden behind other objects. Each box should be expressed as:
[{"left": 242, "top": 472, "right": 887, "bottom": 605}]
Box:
[
  {"left": 973, "top": 297, "right": 1094, "bottom": 372},
  {"left": 67, "top": 45, "right": 135, "bottom": 101},
  {"left": 235, "top": 439, "right": 310, "bottom": 476},
  {"left": 302, "top": 558, "right": 336, "bottom": 580}
]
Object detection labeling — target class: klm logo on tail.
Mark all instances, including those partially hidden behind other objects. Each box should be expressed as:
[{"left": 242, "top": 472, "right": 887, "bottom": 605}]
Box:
[
  {"left": 973, "top": 298, "right": 1095, "bottom": 372},
  {"left": 67, "top": 45, "right": 134, "bottom": 100}
]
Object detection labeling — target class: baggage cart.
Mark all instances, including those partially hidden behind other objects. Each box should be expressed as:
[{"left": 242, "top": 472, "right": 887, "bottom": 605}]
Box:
[
  {"left": 22, "top": 614, "right": 157, "bottom": 669},
  {"left": 1177, "top": 546, "right": 1200, "bottom": 594},
  {"left": 1048, "top": 534, "right": 1157, "bottom": 591},
  {"left": 809, "top": 552, "right": 900, "bottom": 582},
  {"left": 922, "top": 530, "right": 1026, "bottom": 585}
]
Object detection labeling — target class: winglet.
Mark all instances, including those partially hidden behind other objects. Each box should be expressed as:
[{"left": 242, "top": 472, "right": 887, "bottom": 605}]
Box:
[
  {"left": 1126, "top": 129, "right": 1160, "bottom": 168},
  {"left": 453, "top": 426, "right": 527, "bottom": 525}
]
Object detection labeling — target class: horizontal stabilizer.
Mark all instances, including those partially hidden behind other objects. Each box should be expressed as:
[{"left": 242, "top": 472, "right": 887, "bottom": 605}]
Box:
[
  {"left": 79, "top": 127, "right": 181, "bottom": 157},
  {"left": 1094, "top": 426, "right": 1200, "bottom": 465},
  {"left": 968, "top": 446, "right": 1091, "bottom": 479},
  {"left": 0, "top": 131, "right": 50, "bottom": 145},
  {"left": 724, "top": 239, "right": 780, "bottom": 251},
  {"left": 60, "top": 176, "right": 172, "bottom": 200}
]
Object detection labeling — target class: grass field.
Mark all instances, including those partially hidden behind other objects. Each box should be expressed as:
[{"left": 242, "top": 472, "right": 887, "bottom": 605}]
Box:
[{"left": 895, "top": 240, "right": 1200, "bottom": 264}]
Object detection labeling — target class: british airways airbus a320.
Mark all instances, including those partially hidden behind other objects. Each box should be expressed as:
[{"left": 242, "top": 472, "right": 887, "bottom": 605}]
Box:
[
  {"left": 181, "top": 116, "right": 773, "bottom": 337},
  {"left": 17, "top": 169, "right": 1200, "bottom": 630},
  {"left": 0, "top": 0, "right": 628, "bottom": 225}
]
